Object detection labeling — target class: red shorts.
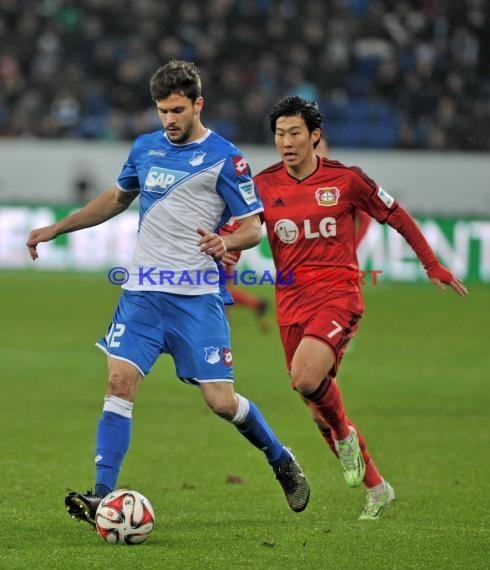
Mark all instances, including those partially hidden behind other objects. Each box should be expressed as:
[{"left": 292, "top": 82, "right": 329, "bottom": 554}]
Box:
[{"left": 279, "top": 307, "right": 361, "bottom": 376}]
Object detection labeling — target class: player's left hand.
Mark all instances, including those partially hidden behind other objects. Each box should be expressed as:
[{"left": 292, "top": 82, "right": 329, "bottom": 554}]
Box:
[
  {"left": 427, "top": 263, "right": 469, "bottom": 296},
  {"left": 196, "top": 228, "right": 227, "bottom": 257}
]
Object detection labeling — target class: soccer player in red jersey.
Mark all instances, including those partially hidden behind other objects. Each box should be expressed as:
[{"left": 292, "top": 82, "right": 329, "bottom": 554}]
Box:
[{"left": 254, "top": 96, "right": 468, "bottom": 520}]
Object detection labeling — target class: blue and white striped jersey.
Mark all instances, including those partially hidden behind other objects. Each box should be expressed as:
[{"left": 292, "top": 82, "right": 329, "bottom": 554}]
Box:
[{"left": 117, "top": 128, "right": 263, "bottom": 294}]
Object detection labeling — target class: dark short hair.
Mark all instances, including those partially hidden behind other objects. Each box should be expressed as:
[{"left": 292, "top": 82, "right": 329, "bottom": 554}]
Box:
[
  {"left": 149, "top": 60, "right": 202, "bottom": 102},
  {"left": 269, "top": 96, "right": 323, "bottom": 135}
]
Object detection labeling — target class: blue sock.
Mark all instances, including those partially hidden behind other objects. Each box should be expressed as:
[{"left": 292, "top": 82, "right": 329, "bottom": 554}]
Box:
[
  {"left": 232, "top": 395, "right": 289, "bottom": 466},
  {"left": 94, "top": 396, "right": 132, "bottom": 494}
]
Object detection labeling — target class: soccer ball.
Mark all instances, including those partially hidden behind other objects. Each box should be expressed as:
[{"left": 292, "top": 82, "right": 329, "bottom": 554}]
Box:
[{"left": 95, "top": 489, "right": 155, "bottom": 545}]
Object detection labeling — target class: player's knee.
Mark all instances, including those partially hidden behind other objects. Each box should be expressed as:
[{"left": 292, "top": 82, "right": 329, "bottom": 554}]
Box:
[
  {"left": 291, "top": 369, "right": 321, "bottom": 396},
  {"left": 205, "top": 394, "right": 236, "bottom": 420},
  {"left": 107, "top": 371, "right": 134, "bottom": 401}
]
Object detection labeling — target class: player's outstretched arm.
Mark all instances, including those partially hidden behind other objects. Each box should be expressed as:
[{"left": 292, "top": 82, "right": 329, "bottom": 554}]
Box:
[
  {"left": 386, "top": 205, "right": 468, "bottom": 297},
  {"left": 26, "top": 187, "right": 138, "bottom": 260}
]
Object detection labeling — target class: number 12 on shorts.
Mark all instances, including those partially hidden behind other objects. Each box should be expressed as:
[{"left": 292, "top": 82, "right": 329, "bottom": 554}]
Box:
[{"left": 106, "top": 323, "right": 126, "bottom": 347}]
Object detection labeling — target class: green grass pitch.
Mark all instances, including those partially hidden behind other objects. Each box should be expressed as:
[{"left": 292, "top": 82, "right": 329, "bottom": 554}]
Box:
[{"left": 0, "top": 271, "right": 489, "bottom": 569}]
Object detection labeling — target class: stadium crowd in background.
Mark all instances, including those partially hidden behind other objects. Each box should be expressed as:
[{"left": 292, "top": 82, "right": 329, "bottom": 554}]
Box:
[{"left": 1, "top": 0, "right": 489, "bottom": 150}]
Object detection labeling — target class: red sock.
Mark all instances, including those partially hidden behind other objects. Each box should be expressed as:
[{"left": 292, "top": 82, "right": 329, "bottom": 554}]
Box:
[
  {"left": 305, "top": 389, "right": 384, "bottom": 488},
  {"left": 315, "top": 422, "right": 337, "bottom": 455},
  {"left": 348, "top": 420, "right": 383, "bottom": 488},
  {"left": 305, "top": 378, "right": 350, "bottom": 441}
]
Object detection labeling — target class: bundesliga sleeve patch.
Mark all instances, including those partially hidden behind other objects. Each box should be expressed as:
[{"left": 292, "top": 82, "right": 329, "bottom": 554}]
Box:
[
  {"left": 377, "top": 187, "right": 395, "bottom": 208},
  {"left": 238, "top": 181, "right": 257, "bottom": 204}
]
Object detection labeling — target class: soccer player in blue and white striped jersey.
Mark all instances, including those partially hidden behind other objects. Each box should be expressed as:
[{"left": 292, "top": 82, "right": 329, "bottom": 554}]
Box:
[{"left": 27, "top": 60, "right": 310, "bottom": 526}]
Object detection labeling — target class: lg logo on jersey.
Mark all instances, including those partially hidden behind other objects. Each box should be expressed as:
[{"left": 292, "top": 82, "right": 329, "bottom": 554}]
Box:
[{"left": 274, "top": 218, "right": 337, "bottom": 244}]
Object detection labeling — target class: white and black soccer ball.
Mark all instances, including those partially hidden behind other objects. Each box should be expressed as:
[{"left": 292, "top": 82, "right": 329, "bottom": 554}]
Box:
[{"left": 95, "top": 489, "right": 155, "bottom": 545}]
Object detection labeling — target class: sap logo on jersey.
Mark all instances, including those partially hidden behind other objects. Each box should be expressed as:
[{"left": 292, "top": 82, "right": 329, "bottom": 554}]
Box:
[
  {"left": 274, "top": 218, "right": 337, "bottom": 244},
  {"left": 144, "top": 167, "right": 188, "bottom": 192}
]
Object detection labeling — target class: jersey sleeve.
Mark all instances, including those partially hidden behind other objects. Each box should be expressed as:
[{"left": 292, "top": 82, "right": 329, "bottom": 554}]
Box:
[
  {"left": 385, "top": 205, "right": 440, "bottom": 271},
  {"left": 349, "top": 167, "right": 397, "bottom": 223},
  {"left": 216, "top": 151, "right": 264, "bottom": 219},
  {"left": 349, "top": 167, "right": 448, "bottom": 277},
  {"left": 116, "top": 140, "right": 141, "bottom": 193}
]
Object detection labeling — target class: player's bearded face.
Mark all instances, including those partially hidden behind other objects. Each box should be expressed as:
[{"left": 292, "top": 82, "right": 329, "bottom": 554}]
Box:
[{"left": 156, "top": 94, "right": 203, "bottom": 144}]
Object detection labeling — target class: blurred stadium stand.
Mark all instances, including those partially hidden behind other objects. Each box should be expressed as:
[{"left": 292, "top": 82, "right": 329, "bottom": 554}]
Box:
[{"left": 0, "top": 0, "right": 489, "bottom": 150}]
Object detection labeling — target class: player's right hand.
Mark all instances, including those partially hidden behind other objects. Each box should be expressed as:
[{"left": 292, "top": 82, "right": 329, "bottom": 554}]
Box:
[{"left": 26, "top": 226, "right": 58, "bottom": 260}]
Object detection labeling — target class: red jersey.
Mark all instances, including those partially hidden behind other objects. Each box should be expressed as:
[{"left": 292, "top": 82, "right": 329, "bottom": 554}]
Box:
[{"left": 254, "top": 157, "right": 397, "bottom": 325}]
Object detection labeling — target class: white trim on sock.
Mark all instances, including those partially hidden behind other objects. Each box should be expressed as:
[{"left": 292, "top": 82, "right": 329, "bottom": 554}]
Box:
[
  {"left": 230, "top": 394, "right": 250, "bottom": 425},
  {"left": 103, "top": 394, "right": 133, "bottom": 418}
]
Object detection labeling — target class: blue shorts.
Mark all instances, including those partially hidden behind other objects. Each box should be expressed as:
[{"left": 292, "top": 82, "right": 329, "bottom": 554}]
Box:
[{"left": 96, "top": 290, "right": 234, "bottom": 383}]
